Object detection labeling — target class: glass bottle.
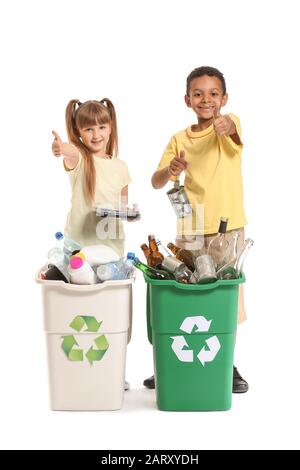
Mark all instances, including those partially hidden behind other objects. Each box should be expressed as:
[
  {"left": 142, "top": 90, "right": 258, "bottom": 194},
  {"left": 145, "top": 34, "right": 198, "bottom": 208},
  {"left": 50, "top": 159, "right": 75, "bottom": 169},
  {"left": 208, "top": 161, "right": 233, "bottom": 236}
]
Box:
[
  {"left": 133, "top": 258, "right": 174, "bottom": 281},
  {"left": 156, "top": 240, "right": 173, "bottom": 257},
  {"left": 223, "top": 231, "right": 239, "bottom": 265},
  {"left": 207, "top": 217, "right": 229, "bottom": 269},
  {"left": 140, "top": 243, "right": 151, "bottom": 263},
  {"left": 217, "top": 238, "right": 254, "bottom": 279},
  {"left": 148, "top": 235, "right": 164, "bottom": 268},
  {"left": 167, "top": 242, "right": 195, "bottom": 271}
]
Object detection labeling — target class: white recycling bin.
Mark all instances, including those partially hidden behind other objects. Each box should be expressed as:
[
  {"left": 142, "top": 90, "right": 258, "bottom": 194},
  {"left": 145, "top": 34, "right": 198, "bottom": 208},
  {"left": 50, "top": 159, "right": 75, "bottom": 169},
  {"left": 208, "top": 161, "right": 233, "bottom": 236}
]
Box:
[{"left": 36, "top": 267, "right": 133, "bottom": 411}]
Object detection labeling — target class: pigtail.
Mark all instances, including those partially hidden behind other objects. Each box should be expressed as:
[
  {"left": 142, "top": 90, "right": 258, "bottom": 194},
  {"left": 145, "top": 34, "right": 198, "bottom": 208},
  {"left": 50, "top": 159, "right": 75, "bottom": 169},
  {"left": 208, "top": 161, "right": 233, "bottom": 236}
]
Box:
[
  {"left": 65, "top": 99, "right": 96, "bottom": 206},
  {"left": 100, "top": 98, "right": 119, "bottom": 157}
]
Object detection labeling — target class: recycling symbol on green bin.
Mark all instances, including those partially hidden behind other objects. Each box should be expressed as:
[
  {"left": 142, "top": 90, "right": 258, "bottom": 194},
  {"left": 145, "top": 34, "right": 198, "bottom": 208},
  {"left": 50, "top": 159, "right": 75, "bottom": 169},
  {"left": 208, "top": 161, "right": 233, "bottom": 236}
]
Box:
[
  {"left": 61, "top": 315, "right": 109, "bottom": 365},
  {"left": 170, "top": 315, "right": 221, "bottom": 367}
]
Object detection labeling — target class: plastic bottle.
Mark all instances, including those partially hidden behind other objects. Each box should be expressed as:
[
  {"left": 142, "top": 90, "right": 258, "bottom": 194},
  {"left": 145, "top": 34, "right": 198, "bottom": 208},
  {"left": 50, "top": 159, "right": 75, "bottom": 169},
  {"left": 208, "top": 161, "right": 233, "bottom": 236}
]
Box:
[
  {"left": 67, "top": 256, "right": 97, "bottom": 285},
  {"left": 81, "top": 244, "right": 120, "bottom": 266},
  {"left": 133, "top": 257, "right": 174, "bottom": 281},
  {"left": 48, "top": 232, "right": 81, "bottom": 266},
  {"left": 97, "top": 253, "right": 136, "bottom": 282}
]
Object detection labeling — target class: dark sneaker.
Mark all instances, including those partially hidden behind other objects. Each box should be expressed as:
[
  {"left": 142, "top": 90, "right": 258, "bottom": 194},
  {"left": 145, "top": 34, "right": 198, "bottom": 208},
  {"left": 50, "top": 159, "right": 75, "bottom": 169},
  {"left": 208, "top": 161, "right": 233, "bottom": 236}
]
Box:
[
  {"left": 124, "top": 381, "right": 130, "bottom": 391},
  {"left": 143, "top": 375, "right": 155, "bottom": 389},
  {"left": 233, "top": 366, "right": 249, "bottom": 393}
]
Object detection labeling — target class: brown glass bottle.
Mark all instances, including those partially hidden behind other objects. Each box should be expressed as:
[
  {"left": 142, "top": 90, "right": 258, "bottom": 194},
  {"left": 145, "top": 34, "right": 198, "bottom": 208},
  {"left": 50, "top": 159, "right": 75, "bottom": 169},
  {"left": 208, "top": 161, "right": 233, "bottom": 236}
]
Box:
[
  {"left": 147, "top": 235, "right": 164, "bottom": 268},
  {"left": 140, "top": 243, "right": 151, "bottom": 263},
  {"left": 167, "top": 242, "right": 195, "bottom": 271}
]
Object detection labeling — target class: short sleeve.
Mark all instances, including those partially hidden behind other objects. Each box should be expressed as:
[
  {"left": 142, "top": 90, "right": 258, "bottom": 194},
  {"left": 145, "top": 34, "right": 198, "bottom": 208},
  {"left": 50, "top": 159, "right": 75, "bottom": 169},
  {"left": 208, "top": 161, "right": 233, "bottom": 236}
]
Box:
[
  {"left": 222, "top": 114, "right": 243, "bottom": 152},
  {"left": 65, "top": 153, "right": 83, "bottom": 189},
  {"left": 120, "top": 161, "right": 132, "bottom": 188},
  {"left": 156, "top": 136, "right": 178, "bottom": 181}
]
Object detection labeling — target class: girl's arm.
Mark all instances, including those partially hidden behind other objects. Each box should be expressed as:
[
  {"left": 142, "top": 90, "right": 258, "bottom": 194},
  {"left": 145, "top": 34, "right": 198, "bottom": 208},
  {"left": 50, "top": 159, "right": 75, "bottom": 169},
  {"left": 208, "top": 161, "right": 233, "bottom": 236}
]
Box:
[
  {"left": 52, "top": 130, "right": 80, "bottom": 170},
  {"left": 120, "top": 185, "right": 128, "bottom": 209}
]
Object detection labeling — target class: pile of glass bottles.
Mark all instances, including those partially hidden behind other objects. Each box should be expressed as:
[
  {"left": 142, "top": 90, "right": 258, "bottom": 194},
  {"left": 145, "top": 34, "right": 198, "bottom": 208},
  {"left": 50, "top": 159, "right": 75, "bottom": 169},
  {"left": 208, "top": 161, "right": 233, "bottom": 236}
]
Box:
[{"left": 133, "top": 218, "right": 253, "bottom": 284}]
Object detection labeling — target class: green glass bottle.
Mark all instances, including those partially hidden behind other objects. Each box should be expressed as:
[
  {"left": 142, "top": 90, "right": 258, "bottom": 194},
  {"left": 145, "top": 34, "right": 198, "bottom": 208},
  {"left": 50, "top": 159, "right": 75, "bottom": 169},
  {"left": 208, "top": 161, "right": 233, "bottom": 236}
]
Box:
[{"left": 133, "top": 257, "right": 174, "bottom": 280}]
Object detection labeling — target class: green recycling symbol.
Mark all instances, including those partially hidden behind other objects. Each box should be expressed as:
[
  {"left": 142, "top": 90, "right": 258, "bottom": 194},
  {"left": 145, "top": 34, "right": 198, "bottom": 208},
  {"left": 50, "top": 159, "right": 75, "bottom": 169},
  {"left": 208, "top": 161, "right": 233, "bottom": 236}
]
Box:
[
  {"left": 170, "top": 315, "right": 221, "bottom": 367},
  {"left": 61, "top": 315, "right": 109, "bottom": 365}
]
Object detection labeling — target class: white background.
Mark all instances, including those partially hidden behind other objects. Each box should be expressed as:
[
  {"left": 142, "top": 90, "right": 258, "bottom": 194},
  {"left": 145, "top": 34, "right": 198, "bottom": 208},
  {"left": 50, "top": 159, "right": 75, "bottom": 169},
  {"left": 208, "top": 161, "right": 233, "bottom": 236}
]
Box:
[{"left": 0, "top": 0, "right": 299, "bottom": 450}]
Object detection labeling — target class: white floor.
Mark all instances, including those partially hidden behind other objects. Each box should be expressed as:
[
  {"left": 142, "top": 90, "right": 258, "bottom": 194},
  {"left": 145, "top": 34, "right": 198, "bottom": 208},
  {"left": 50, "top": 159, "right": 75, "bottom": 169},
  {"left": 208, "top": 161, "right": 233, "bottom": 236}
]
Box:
[{"left": 1, "top": 272, "right": 300, "bottom": 451}]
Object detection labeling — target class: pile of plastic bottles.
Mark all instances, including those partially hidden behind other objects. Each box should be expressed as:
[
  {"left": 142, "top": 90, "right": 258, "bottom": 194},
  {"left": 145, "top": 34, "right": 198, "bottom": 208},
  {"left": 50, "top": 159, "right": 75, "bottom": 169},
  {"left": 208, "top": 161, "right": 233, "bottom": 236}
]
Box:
[{"left": 40, "top": 232, "right": 136, "bottom": 285}]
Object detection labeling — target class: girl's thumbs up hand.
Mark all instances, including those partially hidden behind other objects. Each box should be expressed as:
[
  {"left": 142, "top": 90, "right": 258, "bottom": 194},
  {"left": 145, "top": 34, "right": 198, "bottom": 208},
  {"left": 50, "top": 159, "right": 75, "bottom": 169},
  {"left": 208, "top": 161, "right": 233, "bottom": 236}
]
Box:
[{"left": 52, "top": 130, "right": 63, "bottom": 157}]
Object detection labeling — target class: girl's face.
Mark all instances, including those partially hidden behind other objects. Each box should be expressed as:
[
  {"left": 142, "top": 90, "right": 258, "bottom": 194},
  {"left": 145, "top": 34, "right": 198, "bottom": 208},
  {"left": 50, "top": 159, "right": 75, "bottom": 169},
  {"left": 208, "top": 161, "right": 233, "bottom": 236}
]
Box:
[
  {"left": 78, "top": 122, "right": 111, "bottom": 156},
  {"left": 185, "top": 75, "right": 228, "bottom": 121}
]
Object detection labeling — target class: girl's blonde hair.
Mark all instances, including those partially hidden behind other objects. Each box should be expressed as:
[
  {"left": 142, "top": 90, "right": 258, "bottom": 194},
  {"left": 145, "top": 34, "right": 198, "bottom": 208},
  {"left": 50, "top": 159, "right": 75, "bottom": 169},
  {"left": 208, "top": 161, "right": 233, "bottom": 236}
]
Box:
[{"left": 65, "top": 98, "right": 118, "bottom": 204}]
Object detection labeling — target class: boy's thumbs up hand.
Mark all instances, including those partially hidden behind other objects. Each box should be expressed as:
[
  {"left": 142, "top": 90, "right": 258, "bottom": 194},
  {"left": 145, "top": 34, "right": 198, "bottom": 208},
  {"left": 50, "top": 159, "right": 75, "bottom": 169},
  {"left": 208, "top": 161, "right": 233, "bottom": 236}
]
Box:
[
  {"left": 213, "top": 109, "right": 236, "bottom": 136},
  {"left": 168, "top": 150, "right": 188, "bottom": 176},
  {"left": 52, "top": 130, "right": 63, "bottom": 157}
]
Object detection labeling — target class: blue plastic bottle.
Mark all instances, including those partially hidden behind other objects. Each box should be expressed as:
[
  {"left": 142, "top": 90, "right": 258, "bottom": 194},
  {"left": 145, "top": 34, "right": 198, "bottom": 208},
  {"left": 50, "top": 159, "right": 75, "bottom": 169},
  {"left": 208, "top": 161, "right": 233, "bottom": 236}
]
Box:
[{"left": 48, "top": 232, "right": 82, "bottom": 266}]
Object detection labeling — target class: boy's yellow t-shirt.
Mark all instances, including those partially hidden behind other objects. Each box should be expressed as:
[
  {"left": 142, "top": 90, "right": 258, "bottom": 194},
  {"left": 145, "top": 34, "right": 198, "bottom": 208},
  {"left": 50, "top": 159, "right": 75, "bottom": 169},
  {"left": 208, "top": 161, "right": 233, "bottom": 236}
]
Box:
[
  {"left": 157, "top": 113, "right": 247, "bottom": 236},
  {"left": 64, "top": 154, "right": 131, "bottom": 257}
]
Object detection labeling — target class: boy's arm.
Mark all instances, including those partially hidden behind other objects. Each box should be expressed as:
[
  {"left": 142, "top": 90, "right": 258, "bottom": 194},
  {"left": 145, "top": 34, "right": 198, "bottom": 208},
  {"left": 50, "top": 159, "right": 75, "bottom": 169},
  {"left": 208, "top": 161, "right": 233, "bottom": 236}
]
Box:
[
  {"left": 213, "top": 113, "right": 242, "bottom": 145},
  {"left": 151, "top": 167, "right": 172, "bottom": 189},
  {"left": 52, "top": 130, "right": 80, "bottom": 170}
]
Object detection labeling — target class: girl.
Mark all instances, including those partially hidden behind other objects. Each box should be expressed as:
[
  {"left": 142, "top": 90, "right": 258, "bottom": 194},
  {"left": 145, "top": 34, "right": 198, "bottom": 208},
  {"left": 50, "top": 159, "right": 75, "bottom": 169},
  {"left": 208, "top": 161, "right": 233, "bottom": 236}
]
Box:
[{"left": 52, "top": 98, "right": 131, "bottom": 257}]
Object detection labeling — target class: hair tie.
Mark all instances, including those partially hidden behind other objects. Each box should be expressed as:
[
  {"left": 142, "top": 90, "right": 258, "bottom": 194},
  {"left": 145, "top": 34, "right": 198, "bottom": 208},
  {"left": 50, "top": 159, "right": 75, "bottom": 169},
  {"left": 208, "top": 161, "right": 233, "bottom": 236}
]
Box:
[{"left": 72, "top": 101, "right": 82, "bottom": 120}]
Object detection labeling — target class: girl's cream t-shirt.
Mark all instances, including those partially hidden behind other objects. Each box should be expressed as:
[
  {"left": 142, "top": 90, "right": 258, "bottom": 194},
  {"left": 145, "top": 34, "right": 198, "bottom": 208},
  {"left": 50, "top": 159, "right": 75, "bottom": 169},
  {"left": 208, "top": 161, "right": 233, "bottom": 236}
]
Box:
[{"left": 64, "top": 154, "right": 131, "bottom": 257}]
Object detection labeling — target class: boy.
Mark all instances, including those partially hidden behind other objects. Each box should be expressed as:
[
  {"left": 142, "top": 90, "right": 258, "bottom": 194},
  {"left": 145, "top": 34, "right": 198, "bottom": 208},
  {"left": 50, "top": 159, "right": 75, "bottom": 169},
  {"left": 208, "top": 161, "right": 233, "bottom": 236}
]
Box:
[{"left": 144, "top": 66, "right": 248, "bottom": 393}]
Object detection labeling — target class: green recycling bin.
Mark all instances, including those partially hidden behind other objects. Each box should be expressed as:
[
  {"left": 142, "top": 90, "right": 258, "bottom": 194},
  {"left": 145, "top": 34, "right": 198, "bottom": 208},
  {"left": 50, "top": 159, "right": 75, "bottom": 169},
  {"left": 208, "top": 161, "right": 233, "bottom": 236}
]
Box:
[{"left": 144, "top": 274, "right": 245, "bottom": 411}]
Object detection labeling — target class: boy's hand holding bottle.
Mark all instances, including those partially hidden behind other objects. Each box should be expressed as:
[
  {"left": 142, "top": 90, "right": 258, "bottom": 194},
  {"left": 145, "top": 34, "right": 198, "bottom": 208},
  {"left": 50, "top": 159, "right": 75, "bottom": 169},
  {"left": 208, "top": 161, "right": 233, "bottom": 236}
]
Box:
[{"left": 168, "top": 150, "right": 187, "bottom": 176}]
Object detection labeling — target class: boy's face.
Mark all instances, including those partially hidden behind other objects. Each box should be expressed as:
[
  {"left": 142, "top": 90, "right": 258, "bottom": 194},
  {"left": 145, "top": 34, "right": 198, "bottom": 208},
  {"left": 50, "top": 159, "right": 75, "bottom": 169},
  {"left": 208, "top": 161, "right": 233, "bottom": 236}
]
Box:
[{"left": 185, "top": 75, "right": 228, "bottom": 120}]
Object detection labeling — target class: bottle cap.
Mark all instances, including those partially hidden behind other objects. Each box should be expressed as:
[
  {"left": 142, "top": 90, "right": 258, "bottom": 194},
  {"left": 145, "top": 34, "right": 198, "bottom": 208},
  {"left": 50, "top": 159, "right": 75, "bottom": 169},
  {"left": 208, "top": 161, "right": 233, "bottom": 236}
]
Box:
[
  {"left": 219, "top": 217, "right": 229, "bottom": 234},
  {"left": 72, "top": 249, "right": 81, "bottom": 256},
  {"left": 71, "top": 251, "right": 86, "bottom": 261},
  {"left": 55, "top": 231, "right": 63, "bottom": 241},
  {"left": 70, "top": 256, "right": 84, "bottom": 270},
  {"left": 127, "top": 252, "right": 135, "bottom": 260},
  {"left": 97, "top": 265, "right": 113, "bottom": 281},
  {"left": 134, "top": 257, "right": 140, "bottom": 263}
]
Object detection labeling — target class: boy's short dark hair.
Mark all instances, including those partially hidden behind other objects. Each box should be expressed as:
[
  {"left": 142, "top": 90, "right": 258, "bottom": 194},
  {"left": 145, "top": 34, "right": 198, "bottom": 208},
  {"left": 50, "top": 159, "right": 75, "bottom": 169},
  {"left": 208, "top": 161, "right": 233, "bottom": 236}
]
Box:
[{"left": 186, "top": 66, "right": 226, "bottom": 95}]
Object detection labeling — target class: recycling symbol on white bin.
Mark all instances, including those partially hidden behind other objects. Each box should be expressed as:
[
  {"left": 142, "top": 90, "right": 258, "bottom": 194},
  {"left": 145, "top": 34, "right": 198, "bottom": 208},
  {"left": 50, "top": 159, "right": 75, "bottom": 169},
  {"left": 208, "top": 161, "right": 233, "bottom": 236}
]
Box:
[{"left": 170, "top": 315, "right": 221, "bottom": 367}]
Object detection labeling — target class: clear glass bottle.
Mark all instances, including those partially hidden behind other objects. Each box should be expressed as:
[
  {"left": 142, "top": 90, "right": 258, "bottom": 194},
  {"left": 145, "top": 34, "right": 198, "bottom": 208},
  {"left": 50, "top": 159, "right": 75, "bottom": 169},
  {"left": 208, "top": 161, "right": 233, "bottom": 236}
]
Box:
[
  {"left": 223, "top": 230, "right": 239, "bottom": 265},
  {"left": 217, "top": 238, "right": 254, "bottom": 279},
  {"left": 207, "top": 217, "right": 229, "bottom": 269}
]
